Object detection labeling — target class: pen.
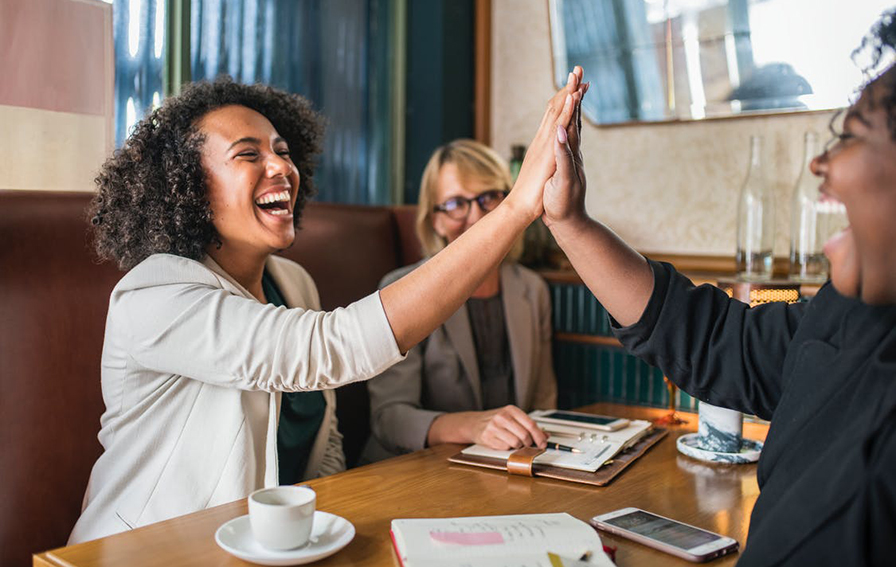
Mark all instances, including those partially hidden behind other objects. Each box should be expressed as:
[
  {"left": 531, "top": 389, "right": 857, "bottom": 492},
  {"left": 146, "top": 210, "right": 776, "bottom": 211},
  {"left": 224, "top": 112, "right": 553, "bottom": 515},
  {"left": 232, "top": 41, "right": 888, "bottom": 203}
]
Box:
[{"left": 545, "top": 441, "right": 583, "bottom": 453}]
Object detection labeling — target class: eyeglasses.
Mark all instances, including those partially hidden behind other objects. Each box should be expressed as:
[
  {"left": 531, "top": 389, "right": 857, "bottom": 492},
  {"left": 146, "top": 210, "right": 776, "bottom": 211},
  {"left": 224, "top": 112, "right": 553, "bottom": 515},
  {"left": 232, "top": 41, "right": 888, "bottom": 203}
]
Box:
[{"left": 432, "top": 190, "right": 509, "bottom": 220}]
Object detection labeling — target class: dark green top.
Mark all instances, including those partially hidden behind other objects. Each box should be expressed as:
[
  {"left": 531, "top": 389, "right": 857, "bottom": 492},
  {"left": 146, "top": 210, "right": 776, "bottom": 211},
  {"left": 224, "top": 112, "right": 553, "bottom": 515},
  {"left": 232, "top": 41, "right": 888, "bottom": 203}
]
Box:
[{"left": 263, "top": 271, "right": 326, "bottom": 486}]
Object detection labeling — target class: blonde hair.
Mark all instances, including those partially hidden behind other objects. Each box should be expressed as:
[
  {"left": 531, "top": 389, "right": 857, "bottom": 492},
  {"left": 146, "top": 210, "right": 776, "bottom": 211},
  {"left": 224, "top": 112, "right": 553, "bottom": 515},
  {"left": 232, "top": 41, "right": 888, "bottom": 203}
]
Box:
[{"left": 415, "top": 139, "right": 524, "bottom": 260}]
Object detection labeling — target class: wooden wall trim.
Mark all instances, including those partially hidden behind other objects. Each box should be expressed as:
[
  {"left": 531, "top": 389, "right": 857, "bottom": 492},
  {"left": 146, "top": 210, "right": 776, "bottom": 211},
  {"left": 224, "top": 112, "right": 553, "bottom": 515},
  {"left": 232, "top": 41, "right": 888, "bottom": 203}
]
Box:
[
  {"left": 540, "top": 253, "right": 793, "bottom": 285},
  {"left": 474, "top": 0, "right": 492, "bottom": 144},
  {"left": 554, "top": 333, "right": 622, "bottom": 347}
]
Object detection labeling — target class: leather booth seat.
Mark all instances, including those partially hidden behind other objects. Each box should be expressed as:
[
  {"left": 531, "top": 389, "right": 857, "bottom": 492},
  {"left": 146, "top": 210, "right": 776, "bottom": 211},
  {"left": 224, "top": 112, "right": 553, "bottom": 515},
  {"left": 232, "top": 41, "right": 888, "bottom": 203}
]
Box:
[{"left": 0, "top": 190, "right": 421, "bottom": 566}]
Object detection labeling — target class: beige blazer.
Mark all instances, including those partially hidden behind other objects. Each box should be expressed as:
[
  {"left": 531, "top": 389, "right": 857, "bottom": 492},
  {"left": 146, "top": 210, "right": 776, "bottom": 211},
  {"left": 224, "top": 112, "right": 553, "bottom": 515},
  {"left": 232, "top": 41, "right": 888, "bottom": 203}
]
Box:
[
  {"left": 363, "top": 261, "right": 557, "bottom": 462},
  {"left": 70, "top": 253, "right": 403, "bottom": 544}
]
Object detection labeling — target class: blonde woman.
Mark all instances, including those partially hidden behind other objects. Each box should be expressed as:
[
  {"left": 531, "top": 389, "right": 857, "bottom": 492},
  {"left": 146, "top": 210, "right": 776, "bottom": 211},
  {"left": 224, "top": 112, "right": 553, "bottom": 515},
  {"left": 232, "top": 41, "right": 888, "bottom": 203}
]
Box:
[{"left": 363, "top": 140, "right": 557, "bottom": 462}]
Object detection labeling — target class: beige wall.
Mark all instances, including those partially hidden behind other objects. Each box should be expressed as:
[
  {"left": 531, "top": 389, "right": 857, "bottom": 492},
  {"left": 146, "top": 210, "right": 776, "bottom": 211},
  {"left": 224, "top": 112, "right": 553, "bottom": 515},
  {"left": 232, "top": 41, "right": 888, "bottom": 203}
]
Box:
[
  {"left": 490, "top": 0, "right": 837, "bottom": 258},
  {"left": 0, "top": 0, "right": 113, "bottom": 192}
]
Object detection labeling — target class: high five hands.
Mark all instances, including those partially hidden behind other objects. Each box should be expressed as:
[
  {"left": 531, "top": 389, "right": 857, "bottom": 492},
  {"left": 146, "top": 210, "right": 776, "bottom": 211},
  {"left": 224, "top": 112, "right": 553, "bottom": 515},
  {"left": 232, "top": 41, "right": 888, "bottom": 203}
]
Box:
[
  {"left": 544, "top": 66, "right": 588, "bottom": 230},
  {"left": 505, "top": 66, "right": 588, "bottom": 224}
]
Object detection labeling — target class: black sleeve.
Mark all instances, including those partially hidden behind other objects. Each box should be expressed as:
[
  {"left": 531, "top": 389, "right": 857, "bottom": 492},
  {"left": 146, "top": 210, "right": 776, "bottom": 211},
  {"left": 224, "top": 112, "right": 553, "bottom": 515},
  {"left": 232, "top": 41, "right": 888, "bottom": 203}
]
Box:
[
  {"left": 863, "top": 407, "right": 896, "bottom": 566},
  {"left": 611, "top": 260, "right": 805, "bottom": 419}
]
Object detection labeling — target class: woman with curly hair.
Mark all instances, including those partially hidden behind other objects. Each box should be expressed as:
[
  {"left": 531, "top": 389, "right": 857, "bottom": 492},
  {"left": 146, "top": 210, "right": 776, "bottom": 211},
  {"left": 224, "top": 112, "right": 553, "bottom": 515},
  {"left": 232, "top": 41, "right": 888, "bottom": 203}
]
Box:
[
  {"left": 545, "top": 13, "right": 896, "bottom": 565},
  {"left": 363, "top": 139, "right": 557, "bottom": 463},
  {"left": 70, "top": 71, "right": 587, "bottom": 543}
]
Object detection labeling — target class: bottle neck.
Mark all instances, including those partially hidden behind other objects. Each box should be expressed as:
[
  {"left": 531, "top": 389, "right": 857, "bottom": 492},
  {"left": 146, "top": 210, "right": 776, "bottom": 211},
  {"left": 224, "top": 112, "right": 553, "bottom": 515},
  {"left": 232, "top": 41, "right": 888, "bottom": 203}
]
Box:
[{"left": 749, "top": 137, "right": 762, "bottom": 170}]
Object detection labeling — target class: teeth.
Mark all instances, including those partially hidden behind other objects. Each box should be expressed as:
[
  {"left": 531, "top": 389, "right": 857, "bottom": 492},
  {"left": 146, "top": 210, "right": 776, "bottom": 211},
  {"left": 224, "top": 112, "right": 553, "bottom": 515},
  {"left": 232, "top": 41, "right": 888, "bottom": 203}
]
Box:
[
  {"left": 267, "top": 208, "right": 291, "bottom": 216},
  {"left": 255, "top": 190, "right": 291, "bottom": 205}
]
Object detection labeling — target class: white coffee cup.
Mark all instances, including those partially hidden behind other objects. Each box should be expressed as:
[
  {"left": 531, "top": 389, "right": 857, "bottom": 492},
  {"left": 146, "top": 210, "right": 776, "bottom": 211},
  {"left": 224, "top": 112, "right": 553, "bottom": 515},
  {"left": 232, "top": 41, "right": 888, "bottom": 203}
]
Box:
[
  {"left": 248, "top": 486, "right": 316, "bottom": 550},
  {"left": 696, "top": 402, "right": 743, "bottom": 453}
]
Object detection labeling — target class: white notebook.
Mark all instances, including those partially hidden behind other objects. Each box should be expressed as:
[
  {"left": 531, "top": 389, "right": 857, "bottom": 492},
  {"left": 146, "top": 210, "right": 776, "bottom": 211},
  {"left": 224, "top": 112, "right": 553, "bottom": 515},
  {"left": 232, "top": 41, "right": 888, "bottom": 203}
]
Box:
[{"left": 390, "top": 513, "right": 614, "bottom": 567}]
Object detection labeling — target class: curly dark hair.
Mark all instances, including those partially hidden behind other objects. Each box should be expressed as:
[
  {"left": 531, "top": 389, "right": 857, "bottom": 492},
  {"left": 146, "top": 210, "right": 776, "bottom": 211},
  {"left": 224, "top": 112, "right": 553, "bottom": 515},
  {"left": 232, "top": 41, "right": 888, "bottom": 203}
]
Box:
[
  {"left": 854, "top": 8, "right": 896, "bottom": 141},
  {"left": 90, "top": 78, "right": 324, "bottom": 270}
]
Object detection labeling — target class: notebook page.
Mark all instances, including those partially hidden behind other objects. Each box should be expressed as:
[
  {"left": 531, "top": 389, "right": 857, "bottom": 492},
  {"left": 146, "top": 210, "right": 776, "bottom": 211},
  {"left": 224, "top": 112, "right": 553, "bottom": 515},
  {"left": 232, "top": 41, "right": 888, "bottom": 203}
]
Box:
[{"left": 391, "top": 513, "right": 603, "bottom": 564}]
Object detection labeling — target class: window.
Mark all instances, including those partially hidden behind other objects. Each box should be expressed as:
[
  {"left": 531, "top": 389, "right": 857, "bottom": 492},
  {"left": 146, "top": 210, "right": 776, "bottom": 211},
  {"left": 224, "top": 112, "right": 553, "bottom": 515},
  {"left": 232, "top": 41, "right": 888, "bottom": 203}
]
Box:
[{"left": 111, "top": 0, "right": 398, "bottom": 204}]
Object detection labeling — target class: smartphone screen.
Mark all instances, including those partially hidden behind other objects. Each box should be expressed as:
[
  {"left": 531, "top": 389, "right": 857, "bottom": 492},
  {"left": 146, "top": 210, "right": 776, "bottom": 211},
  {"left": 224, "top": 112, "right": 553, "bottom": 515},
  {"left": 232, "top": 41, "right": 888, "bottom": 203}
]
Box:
[
  {"left": 603, "top": 510, "right": 721, "bottom": 550},
  {"left": 540, "top": 411, "right": 618, "bottom": 426}
]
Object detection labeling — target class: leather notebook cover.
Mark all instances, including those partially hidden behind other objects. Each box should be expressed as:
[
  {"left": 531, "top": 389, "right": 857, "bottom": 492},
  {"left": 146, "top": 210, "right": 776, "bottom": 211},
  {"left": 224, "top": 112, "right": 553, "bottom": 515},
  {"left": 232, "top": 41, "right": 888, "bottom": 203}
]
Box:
[{"left": 448, "top": 427, "right": 668, "bottom": 486}]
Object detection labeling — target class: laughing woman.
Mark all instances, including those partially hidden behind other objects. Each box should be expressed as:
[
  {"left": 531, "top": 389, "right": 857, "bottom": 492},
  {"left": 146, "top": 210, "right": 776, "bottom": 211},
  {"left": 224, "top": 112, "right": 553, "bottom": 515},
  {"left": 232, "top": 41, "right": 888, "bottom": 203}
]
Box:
[
  {"left": 544, "top": 14, "right": 896, "bottom": 565},
  {"left": 69, "top": 73, "right": 585, "bottom": 543}
]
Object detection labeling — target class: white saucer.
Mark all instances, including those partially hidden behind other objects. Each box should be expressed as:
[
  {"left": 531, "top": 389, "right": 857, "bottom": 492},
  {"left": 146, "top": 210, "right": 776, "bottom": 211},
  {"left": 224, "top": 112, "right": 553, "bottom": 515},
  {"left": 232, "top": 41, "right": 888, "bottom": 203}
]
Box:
[
  {"left": 215, "top": 511, "right": 355, "bottom": 566},
  {"left": 677, "top": 433, "right": 763, "bottom": 464}
]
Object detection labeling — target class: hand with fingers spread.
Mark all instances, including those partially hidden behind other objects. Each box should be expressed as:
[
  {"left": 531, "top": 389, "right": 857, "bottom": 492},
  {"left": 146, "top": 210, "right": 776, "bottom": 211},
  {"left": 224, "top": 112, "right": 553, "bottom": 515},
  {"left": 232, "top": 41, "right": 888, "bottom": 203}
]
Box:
[
  {"left": 428, "top": 405, "right": 548, "bottom": 451},
  {"left": 544, "top": 67, "right": 589, "bottom": 230}
]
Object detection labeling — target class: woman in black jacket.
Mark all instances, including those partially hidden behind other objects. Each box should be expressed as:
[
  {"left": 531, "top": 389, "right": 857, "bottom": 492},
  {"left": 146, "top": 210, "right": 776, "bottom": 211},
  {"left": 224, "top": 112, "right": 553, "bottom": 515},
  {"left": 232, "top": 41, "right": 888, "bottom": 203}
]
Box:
[{"left": 544, "top": 12, "right": 896, "bottom": 567}]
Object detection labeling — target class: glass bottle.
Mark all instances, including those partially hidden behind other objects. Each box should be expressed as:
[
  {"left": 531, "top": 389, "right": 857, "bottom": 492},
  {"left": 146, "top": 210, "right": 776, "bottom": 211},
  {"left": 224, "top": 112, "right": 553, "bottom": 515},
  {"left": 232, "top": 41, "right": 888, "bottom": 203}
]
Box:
[
  {"left": 788, "top": 131, "right": 847, "bottom": 282},
  {"left": 735, "top": 135, "right": 775, "bottom": 281}
]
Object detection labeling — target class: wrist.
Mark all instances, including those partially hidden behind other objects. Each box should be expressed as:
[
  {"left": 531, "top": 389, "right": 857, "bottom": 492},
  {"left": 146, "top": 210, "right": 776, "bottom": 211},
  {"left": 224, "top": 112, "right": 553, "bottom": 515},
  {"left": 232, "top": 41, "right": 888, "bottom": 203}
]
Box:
[
  {"left": 501, "top": 191, "right": 540, "bottom": 226},
  {"left": 545, "top": 209, "right": 591, "bottom": 236}
]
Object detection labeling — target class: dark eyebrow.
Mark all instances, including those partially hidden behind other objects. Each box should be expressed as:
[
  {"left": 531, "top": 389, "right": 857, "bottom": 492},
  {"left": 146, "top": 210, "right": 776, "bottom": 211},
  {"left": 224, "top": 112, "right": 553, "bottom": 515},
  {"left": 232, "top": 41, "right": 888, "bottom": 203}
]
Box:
[
  {"left": 844, "top": 108, "right": 871, "bottom": 128},
  {"left": 227, "top": 137, "right": 261, "bottom": 151}
]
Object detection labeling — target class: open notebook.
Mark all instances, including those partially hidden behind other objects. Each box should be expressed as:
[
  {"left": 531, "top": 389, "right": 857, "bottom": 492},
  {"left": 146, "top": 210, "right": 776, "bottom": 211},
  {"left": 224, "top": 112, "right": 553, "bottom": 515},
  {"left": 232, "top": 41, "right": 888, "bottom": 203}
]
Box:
[
  {"left": 460, "top": 417, "right": 654, "bottom": 472},
  {"left": 390, "top": 513, "right": 615, "bottom": 567}
]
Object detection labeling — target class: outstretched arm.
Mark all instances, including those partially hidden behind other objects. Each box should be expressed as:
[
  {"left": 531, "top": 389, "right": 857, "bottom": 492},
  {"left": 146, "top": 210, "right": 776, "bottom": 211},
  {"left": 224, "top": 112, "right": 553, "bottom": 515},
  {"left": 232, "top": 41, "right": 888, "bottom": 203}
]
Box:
[
  {"left": 542, "top": 82, "right": 654, "bottom": 327},
  {"left": 381, "top": 69, "right": 586, "bottom": 353}
]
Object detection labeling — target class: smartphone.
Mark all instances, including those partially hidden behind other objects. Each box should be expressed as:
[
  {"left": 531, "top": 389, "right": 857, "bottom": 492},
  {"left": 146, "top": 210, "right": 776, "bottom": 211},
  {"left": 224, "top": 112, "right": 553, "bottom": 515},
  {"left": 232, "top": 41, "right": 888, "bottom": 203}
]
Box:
[
  {"left": 590, "top": 508, "right": 739, "bottom": 562},
  {"left": 531, "top": 409, "right": 630, "bottom": 431}
]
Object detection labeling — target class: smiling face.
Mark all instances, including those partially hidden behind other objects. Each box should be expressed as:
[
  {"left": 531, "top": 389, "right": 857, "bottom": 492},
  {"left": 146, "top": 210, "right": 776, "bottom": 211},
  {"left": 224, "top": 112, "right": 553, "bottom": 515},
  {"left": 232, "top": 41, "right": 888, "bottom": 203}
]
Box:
[
  {"left": 198, "top": 105, "right": 300, "bottom": 258},
  {"left": 811, "top": 70, "right": 896, "bottom": 304}
]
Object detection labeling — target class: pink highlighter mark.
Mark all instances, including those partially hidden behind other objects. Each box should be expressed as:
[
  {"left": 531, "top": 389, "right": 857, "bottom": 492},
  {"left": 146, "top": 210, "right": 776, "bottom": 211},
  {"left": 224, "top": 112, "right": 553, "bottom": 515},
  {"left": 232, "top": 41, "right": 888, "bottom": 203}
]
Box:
[{"left": 430, "top": 531, "right": 505, "bottom": 545}]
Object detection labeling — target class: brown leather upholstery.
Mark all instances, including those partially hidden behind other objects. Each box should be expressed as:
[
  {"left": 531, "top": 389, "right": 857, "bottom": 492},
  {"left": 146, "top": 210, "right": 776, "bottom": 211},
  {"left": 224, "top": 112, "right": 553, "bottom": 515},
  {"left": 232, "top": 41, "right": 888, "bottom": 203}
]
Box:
[
  {"left": 0, "top": 190, "right": 121, "bottom": 567},
  {"left": 0, "top": 191, "right": 421, "bottom": 566}
]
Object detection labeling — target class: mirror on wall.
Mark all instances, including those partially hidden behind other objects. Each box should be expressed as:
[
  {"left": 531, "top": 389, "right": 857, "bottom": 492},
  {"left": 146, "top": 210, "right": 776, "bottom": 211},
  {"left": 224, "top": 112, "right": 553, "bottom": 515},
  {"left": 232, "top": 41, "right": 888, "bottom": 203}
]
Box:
[{"left": 549, "top": 0, "right": 895, "bottom": 125}]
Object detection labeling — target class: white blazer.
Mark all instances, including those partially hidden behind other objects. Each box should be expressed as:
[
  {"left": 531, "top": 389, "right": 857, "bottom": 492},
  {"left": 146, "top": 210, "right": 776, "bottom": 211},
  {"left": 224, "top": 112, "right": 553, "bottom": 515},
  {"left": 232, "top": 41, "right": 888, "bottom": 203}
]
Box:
[{"left": 69, "top": 253, "right": 403, "bottom": 543}]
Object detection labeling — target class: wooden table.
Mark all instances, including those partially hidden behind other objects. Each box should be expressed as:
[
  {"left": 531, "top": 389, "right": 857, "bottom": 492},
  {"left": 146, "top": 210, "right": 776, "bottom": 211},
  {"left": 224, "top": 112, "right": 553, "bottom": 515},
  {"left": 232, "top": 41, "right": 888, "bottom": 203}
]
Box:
[{"left": 35, "top": 403, "right": 768, "bottom": 566}]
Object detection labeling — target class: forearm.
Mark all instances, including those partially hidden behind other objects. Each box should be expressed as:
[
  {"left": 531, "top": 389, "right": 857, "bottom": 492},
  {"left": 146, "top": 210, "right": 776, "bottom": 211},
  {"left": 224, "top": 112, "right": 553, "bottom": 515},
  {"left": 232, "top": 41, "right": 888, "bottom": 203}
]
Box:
[
  {"left": 381, "top": 201, "right": 532, "bottom": 353},
  {"left": 549, "top": 214, "right": 654, "bottom": 327},
  {"left": 426, "top": 412, "right": 477, "bottom": 446}
]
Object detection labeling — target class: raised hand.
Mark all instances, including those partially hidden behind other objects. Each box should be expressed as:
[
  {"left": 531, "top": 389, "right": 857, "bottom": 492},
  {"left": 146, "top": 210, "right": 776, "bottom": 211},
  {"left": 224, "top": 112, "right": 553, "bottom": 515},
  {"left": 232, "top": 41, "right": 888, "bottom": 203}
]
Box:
[
  {"left": 504, "top": 68, "right": 583, "bottom": 223},
  {"left": 544, "top": 70, "right": 588, "bottom": 229}
]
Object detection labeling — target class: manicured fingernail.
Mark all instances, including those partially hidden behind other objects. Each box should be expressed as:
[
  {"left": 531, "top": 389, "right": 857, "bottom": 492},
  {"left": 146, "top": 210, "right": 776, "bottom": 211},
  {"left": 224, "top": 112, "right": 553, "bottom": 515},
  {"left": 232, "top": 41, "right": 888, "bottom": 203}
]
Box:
[
  {"left": 557, "top": 124, "right": 567, "bottom": 144},
  {"left": 568, "top": 71, "right": 575, "bottom": 84}
]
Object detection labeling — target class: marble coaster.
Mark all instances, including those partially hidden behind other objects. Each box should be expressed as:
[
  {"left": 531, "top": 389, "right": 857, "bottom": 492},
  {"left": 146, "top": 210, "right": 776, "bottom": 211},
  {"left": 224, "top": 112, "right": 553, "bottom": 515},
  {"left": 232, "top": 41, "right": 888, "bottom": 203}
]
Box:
[{"left": 677, "top": 433, "right": 763, "bottom": 464}]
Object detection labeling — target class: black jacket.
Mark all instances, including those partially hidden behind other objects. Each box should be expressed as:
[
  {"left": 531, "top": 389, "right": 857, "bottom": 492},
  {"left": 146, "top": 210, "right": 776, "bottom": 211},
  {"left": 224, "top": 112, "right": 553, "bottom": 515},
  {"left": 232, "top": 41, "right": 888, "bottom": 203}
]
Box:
[{"left": 614, "top": 260, "right": 896, "bottom": 566}]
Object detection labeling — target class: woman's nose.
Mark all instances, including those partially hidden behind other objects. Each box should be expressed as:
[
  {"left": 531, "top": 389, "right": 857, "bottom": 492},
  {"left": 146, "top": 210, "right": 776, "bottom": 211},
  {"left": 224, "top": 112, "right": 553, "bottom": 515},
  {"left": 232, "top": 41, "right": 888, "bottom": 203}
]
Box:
[
  {"left": 266, "top": 152, "right": 292, "bottom": 177},
  {"left": 809, "top": 152, "right": 825, "bottom": 177},
  {"left": 466, "top": 202, "right": 485, "bottom": 226}
]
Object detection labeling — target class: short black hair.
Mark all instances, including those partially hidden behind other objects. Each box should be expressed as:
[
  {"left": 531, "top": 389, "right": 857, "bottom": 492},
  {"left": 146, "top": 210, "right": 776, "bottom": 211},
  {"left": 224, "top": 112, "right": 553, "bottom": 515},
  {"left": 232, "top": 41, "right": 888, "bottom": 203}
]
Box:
[
  {"left": 90, "top": 78, "right": 324, "bottom": 271},
  {"left": 855, "top": 8, "right": 896, "bottom": 140}
]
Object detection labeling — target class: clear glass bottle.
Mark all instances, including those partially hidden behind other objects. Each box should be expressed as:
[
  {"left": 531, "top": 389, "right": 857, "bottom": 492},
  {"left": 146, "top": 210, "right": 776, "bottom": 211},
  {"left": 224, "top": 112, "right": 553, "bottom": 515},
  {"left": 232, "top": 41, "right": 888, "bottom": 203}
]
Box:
[
  {"left": 735, "top": 136, "right": 775, "bottom": 281},
  {"left": 788, "top": 131, "right": 847, "bottom": 282}
]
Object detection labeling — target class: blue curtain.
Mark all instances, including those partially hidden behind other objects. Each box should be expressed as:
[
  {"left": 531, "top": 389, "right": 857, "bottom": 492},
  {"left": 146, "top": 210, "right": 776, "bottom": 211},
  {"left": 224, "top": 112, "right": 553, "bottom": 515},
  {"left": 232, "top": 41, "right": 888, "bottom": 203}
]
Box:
[
  {"left": 190, "top": 0, "right": 394, "bottom": 204},
  {"left": 113, "top": 0, "right": 166, "bottom": 146}
]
